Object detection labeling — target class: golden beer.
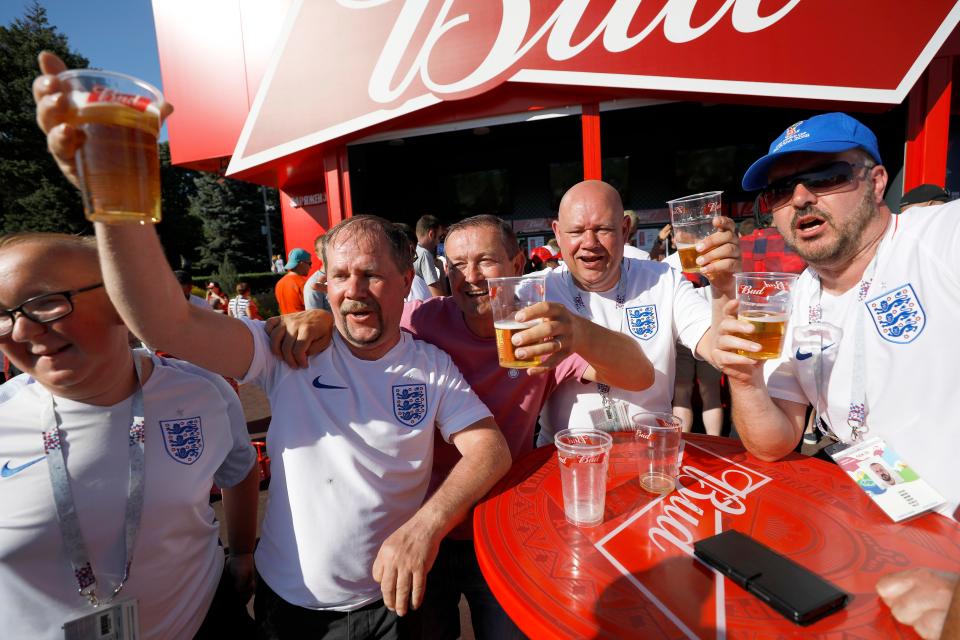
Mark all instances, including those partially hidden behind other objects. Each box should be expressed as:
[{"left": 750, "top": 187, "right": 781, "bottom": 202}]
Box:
[
  {"left": 60, "top": 75, "right": 161, "bottom": 222},
  {"left": 676, "top": 243, "right": 702, "bottom": 273},
  {"left": 494, "top": 321, "right": 541, "bottom": 368},
  {"left": 737, "top": 311, "right": 788, "bottom": 359}
]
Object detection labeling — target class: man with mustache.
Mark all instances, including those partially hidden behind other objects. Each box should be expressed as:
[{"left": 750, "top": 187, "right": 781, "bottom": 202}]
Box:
[
  {"left": 712, "top": 112, "right": 960, "bottom": 640},
  {"left": 272, "top": 214, "right": 654, "bottom": 638},
  {"left": 34, "top": 52, "right": 511, "bottom": 640}
]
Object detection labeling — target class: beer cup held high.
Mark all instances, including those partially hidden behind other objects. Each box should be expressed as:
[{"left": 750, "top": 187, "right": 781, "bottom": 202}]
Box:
[
  {"left": 59, "top": 70, "right": 164, "bottom": 223},
  {"left": 667, "top": 191, "right": 722, "bottom": 274},
  {"left": 734, "top": 273, "right": 799, "bottom": 360},
  {"left": 488, "top": 276, "right": 545, "bottom": 369}
]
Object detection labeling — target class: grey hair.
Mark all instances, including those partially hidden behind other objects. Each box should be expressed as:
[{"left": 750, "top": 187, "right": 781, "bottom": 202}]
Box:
[{"left": 320, "top": 215, "right": 414, "bottom": 273}]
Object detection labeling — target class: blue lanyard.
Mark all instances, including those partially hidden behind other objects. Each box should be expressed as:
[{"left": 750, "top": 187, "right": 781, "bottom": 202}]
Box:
[{"left": 43, "top": 353, "right": 146, "bottom": 607}]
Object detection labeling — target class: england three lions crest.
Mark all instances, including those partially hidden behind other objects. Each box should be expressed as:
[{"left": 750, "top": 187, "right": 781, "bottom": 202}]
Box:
[
  {"left": 626, "top": 305, "right": 658, "bottom": 340},
  {"left": 867, "top": 284, "right": 925, "bottom": 344},
  {"left": 393, "top": 384, "right": 427, "bottom": 427},
  {"left": 160, "top": 417, "right": 204, "bottom": 464}
]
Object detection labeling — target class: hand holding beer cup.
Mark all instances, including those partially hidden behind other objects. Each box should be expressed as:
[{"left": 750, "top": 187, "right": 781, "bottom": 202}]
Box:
[
  {"left": 667, "top": 191, "right": 723, "bottom": 274},
  {"left": 488, "top": 276, "right": 546, "bottom": 369},
  {"left": 33, "top": 51, "right": 173, "bottom": 221},
  {"left": 733, "top": 272, "right": 799, "bottom": 360}
]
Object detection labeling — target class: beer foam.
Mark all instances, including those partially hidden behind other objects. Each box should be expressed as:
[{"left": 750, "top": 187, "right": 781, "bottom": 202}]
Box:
[
  {"left": 739, "top": 311, "right": 788, "bottom": 323},
  {"left": 494, "top": 320, "right": 537, "bottom": 330}
]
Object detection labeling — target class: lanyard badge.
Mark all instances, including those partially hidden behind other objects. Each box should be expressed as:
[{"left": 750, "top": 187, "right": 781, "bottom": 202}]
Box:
[{"left": 44, "top": 353, "right": 147, "bottom": 608}]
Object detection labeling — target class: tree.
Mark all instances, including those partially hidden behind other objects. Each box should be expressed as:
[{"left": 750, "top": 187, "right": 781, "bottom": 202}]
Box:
[
  {"left": 156, "top": 142, "right": 203, "bottom": 269},
  {"left": 188, "top": 172, "right": 272, "bottom": 273},
  {"left": 0, "top": 1, "right": 89, "bottom": 234}
]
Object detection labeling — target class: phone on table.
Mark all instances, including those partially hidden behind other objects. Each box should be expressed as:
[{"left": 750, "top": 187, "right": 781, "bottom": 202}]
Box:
[{"left": 693, "top": 530, "right": 848, "bottom": 625}]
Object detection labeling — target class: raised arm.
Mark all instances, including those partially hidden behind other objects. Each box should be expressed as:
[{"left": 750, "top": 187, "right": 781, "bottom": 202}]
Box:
[
  {"left": 511, "top": 301, "right": 654, "bottom": 390},
  {"left": 372, "top": 418, "right": 510, "bottom": 616},
  {"left": 713, "top": 298, "right": 807, "bottom": 460},
  {"left": 34, "top": 52, "right": 331, "bottom": 376},
  {"left": 33, "top": 54, "right": 255, "bottom": 377}
]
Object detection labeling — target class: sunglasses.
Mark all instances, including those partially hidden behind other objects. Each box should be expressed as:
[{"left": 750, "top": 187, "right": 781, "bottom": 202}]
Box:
[{"left": 759, "top": 161, "right": 873, "bottom": 212}]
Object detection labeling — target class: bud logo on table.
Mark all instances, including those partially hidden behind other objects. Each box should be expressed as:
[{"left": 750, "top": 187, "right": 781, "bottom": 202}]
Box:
[{"left": 596, "top": 442, "right": 771, "bottom": 639}]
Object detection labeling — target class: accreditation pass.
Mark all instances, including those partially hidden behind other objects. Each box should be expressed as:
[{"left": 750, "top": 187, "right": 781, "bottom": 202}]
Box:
[{"left": 63, "top": 599, "right": 139, "bottom": 640}]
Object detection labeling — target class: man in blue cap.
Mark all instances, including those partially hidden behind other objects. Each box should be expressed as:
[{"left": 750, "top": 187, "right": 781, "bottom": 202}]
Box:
[
  {"left": 713, "top": 112, "right": 960, "bottom": 639},
  {"left": 275, "top": 247, "right": 312, "bottom": 315}
]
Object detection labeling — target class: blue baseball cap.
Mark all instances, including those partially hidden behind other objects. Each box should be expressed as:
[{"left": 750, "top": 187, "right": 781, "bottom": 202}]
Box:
[
  {"left": 284, "top": 248, "right": 312, "bottom": 270},
  {"left": 742, "top": 113, "right": 882, "bottom": 191}
]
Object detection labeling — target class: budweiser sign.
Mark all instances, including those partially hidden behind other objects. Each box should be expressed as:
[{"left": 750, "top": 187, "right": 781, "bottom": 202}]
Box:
[{"left": 226, "top": 0, "right": 960, "bottom": 175}]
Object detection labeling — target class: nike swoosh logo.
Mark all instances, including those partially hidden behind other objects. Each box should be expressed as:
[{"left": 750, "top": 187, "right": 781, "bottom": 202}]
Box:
[
  {"left": 312, "top": 376, "right": 347, "bottom": 390},
  {"left": 796, "top": 343, "right": 834, "bottom": 360},
  {"left": 1, "top": 456, "right": 45, "bottom": 478}
]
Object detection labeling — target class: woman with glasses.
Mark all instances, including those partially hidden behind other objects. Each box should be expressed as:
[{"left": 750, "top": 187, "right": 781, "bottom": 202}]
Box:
[{"left": 0, "top": 233, "right": 260, "bottom": 639}]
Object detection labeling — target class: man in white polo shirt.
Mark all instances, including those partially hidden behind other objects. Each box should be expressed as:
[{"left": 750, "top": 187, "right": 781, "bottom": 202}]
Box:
[
  {"left": 712, "top": 112, "right": 960, "bottom": 640},
  {"left": 537, "top": 180, "right": 741, "bottom": 444}
]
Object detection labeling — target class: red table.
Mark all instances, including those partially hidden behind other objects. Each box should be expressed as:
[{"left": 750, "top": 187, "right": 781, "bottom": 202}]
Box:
[{"left": 474, "top": 434, "right": 960, "bottom": 639}]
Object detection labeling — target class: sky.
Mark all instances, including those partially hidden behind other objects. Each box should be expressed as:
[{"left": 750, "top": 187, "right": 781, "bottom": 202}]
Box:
[{"left": 3, "top": 0, "right": 167, "bottom": 137}]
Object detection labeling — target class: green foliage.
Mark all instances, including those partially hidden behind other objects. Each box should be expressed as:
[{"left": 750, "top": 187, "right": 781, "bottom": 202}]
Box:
[
  {"left": 156, "top": 142, "right": 203, "bottom": 269},
  {"left": 0, "top": 2, "right": 285, "bottom": 272},
  {"left": 212, "top": 255, "right": 239, "bottom": 296},
  {"left": 0, "top": 1, "right": 90, "bottom": 234},
  {"left": 189, "top": 173, "right": 276, "bottom": 273},
  {"left": 252, "top": 288, "right": 280, "bottom": 319}
]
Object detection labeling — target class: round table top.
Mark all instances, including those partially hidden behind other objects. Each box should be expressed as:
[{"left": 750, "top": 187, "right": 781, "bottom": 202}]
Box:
[{"left": 473, "top": 434, "right": 960, "bottom": 639}]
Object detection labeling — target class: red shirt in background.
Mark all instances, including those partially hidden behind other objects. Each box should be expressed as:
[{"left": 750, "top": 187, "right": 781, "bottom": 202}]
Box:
[{"left": 274, "top": 272, "right": 307, "bottom": 314}]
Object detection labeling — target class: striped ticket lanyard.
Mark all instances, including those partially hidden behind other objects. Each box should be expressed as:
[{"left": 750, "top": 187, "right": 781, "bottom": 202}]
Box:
[
  {"left": 811, "top": 233, "right": 889, "bottom": 444},
  {"left": 568, "top": 259, "right": 627, "bottom": 423},
  {"left": 43, "top": 354, "right": 146, "bottom": 607}
]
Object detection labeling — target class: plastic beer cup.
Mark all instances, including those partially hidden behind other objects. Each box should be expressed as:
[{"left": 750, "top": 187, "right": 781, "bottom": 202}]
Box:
[
  {"left": 58, "top": 69, "right": 164, "bottom": 224},
  {"left": 554, "top": 429, "right": 613, "bottom": 527},
  {"left": 488, "top": 276, "right": 546, "bottom": 369},
  {"left": 632, "top": 413, "right": 683, "bottom": 494},
  {"left": 666, "top": 191, "right": 723, "bottom": 273},
  {"left": 734, "top": 272, "right": 800, "bottom": 360}
]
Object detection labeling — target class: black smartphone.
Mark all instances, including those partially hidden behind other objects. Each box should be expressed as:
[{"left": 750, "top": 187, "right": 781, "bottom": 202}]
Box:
[{"left": 693, "top": 530, "right": 848, "bottom": 625}]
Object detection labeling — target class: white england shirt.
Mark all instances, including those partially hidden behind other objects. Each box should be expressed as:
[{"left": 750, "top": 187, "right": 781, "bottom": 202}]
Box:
[
  {"left": 0, "top": 354, "right": 255, "bottom": 640},
  {"left": 538, "top": 258, "right": 711, "bottom": 444},
  {"left": 766, "top": 203, "right": 960, "bottom": 518},
  {"left": 239, "top": 322, "right": 492, "bottom": 610}
]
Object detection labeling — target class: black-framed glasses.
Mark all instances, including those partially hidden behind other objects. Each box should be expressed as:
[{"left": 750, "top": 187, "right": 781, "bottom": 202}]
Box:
[
  {"left": 759, "top": 161, "right": 873, "bottom": 212},
  {"left": 0, "top": 283, "right": 104, "bottom": 337}
]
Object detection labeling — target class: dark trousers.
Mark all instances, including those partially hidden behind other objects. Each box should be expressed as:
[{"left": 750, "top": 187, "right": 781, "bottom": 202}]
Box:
[
  {"left": 194, "top": 561, "right": 257, "bottom": 639},
  {"left": 254, "top": 574, "right": 421, "bottom": 640},
  {"left": 417, "top": 539, "right": 525, "bottom": 640}
]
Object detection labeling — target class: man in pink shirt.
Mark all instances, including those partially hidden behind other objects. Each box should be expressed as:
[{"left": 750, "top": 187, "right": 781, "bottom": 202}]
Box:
[{"left": 402, "top": 215, "right": 653, "bottom": 638}]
